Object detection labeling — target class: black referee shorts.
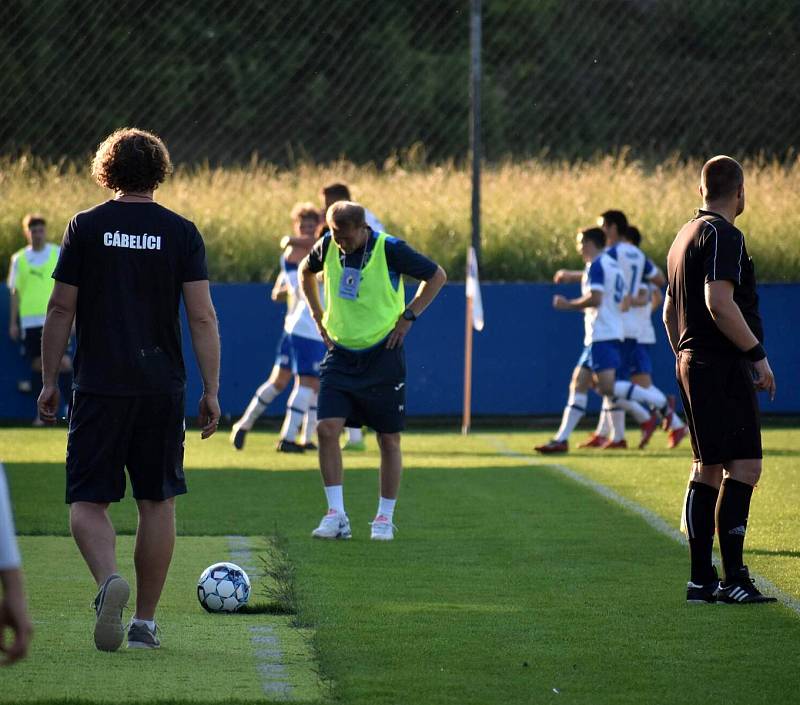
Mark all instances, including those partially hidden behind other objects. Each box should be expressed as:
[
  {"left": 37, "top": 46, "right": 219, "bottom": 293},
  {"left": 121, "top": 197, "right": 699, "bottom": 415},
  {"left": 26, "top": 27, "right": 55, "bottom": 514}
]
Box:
[
  {"left": 318, "top": 342, "right": 406, "bottom": 434},
  {"left": 66, "top": 391, "right": 187, "bottom": 504},
  {"left": 21, "top": 326, "right": 43, "bottom": 361},
  {"left": 676, "top": 350, "right": 762, "bottom": 466}
]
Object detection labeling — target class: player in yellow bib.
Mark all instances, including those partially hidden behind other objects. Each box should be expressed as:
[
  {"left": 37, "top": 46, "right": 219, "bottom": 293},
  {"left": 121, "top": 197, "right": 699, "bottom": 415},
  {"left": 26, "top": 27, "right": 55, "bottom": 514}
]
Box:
[
  {"left": 7, "top": 214, "right": 72, "bottom": 422},
  {"left": 300, "top": 201, "right": 446, "bottom": 541}
]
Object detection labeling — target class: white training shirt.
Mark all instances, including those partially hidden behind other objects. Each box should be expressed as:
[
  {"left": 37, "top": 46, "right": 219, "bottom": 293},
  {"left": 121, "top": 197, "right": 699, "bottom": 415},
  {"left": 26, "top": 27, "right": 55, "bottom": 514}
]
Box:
[
  {"left": 605, "top": 241, "right": 655, "bottom": 340},
  {"left": 364, "top": 208, "right": 385, "bottom": 233},
  {"left": 633, "top": 282, "right": 658, "bottom": 345},
  {"left": 7, "top": 243, "right": 60, "bottom": 329},
  {"left": 0, "top": 464, "right": 21, "bottom": 571},
  {"left": 582, "top": 252, "right": 625, "bottom": 345},
  {"left": 281, "top": 257, "right": 322, "bottom": 342}
]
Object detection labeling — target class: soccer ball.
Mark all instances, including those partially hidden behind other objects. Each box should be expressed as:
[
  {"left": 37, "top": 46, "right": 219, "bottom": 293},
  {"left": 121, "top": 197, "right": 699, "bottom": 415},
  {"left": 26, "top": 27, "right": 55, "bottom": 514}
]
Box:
[{"left": 197, "top": 562, "right": 251, "bottom": 613}]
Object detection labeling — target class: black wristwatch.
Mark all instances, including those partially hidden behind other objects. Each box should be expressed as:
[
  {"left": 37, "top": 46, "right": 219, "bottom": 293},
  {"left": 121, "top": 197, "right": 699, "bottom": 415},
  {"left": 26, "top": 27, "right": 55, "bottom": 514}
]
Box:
[{"left": 402, "top": 309, "right": 417, "bottom": 322}]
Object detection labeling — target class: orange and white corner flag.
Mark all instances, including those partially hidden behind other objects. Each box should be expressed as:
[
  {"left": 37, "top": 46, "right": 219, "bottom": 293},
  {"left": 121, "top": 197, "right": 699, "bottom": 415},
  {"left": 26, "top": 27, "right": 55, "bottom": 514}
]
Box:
[{"left": 466, "top": 246, "right": 484, "bottom": 331}]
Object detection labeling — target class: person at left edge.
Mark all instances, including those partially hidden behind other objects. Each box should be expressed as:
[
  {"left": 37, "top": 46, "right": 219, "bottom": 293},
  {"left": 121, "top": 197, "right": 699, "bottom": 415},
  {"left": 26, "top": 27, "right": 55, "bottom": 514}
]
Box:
[
  {"left": 38, "top": 127, "right": 221, "bottom": 652},
  {"left": 299, "top": 201, "right": 446, "bottom": 541}
]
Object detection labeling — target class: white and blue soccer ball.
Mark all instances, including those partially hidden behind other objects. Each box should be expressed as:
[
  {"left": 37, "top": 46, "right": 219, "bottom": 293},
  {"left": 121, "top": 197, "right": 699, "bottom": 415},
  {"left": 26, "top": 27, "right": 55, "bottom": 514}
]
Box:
[{"left": 197, "top": 562, "right": 251, "bottom": 613}]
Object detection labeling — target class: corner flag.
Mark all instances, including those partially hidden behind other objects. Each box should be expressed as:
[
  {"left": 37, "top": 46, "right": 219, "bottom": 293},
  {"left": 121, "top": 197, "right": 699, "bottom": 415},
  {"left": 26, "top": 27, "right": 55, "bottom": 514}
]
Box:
[{"left": 465, "top": 246, "right": 484, "bottom": 331}]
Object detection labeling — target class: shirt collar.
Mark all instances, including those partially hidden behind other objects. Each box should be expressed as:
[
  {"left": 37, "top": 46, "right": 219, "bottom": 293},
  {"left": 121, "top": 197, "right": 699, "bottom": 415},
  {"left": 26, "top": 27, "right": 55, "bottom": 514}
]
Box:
[{"left": 695, "top": 208, "right": 728, "bottom": 222}]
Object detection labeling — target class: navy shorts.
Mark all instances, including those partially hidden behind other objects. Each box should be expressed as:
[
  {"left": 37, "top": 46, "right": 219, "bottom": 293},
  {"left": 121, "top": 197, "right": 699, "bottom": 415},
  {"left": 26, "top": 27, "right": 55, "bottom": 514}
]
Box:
[
  {"left": 21, "top": 326, "right": 43, "bottom": 361},
  {"left": 66, "top": 391, "right": 187, "bottom": 503},
  {"left": 617, "top": 338, "right": 652, "bottom": 378},
  {"left": 577, "top": 340, "right": 622, "bottom": 373},
  {"left": 289, "top": 334, "right": 327, "bottom": 377},
  {"left": 275, "top": 332, "right": 292, "bottom": 371},
  {"left": 318, "top": 342, "right": 406, "bottom": 434}
]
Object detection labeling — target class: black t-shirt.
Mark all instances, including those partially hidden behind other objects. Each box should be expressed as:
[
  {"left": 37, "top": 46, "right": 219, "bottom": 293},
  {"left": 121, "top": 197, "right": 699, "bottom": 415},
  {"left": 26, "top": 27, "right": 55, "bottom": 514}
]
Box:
[
  {"left": 53, "top": 200, "right": 208, "bottom": 395},
  {"left": 306, "top": 228, "right": 438, "bottom": 281},
  {"left": 666, "top": 209, "right": 763, "bottom": 356}
]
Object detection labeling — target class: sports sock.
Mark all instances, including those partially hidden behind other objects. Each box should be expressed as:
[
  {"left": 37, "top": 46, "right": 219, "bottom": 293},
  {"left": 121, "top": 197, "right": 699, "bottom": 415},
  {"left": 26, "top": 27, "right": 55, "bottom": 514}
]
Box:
[
  {"left": 669, "top": 413, "right": 685, "bottom": 430},
  {"left": 608, "top": 399, "right": 626, "bottom": 441},
  {"left": 554, "top": 391, "right": 587, "bottom": 442},
  {"left": 716, "top": 478, "right": 754, "bottom": 583},
  {"left": 377, "top": 497, "right": 396, "bottom": 521},
  {"left": 132, "top": 617, "right": 156, "bottom": 631},
  {"left": 347, "top": 427, "right": 363, "bottom": 443},
  {"left": 280, "top": 385, "right": 314, "bottom": 442},
  {"left": 324, "top": 485, "right": 345, "bottom": 514},
  {"left": 682, "top": 481, "right": 719, "bottom": 584},
  {"left": 615, "top": 397, "right": 651, "bottom": 424},
  {"left": 239, "top": 380, "right": 281, "bottom": 430},
  {"left": 300, "top": 393, "right": 318, "bottom": 446},
  {"left": 613, "top": 381, "right": 667, "bottom": 411},
  {"left": 595, "top": 400, "right": 611, "bottom": 437}
]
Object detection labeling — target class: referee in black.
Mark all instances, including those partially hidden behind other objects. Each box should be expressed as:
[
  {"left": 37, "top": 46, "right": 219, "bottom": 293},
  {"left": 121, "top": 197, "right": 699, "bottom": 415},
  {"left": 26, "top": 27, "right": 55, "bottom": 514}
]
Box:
[
  {"left": 664, "top": 155, "right": 776, "bottom": 604},
  {"left": 39, "top": 127, "right": 221, "bottom": 650}
]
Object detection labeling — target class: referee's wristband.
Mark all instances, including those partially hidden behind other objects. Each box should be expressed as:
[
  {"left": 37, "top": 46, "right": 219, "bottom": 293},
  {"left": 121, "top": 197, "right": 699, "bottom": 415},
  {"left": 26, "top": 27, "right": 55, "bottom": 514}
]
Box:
[{"left": 745, "top": 343, "right": 766, "bottom": 362}]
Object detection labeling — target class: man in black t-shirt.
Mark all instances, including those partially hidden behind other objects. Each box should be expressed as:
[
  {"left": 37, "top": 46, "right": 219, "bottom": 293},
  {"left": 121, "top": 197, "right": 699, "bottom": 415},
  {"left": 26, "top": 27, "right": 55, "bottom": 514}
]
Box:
[
  {"left": 664, "top": 155, "right": 776, "bottom": 604},
  {"left": 38, "top": 128, "right": 221, "bottom": 651}
]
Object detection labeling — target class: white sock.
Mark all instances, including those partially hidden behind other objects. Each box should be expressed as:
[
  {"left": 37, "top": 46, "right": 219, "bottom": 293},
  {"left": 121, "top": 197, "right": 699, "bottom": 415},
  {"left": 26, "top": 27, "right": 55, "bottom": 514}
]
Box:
[
  {"left": 280, "top": 385, "right": 314, "bottom": 442},
  {"left": 554, "top": 391, "right": 587, "bottom": 442},
  {"left": 595, "top": 398, "right": 612, "bottom": 437},
  {"left": 239, "top": 380, "right": 281, "bottom": 430},
  {"left": 133, "top": 617, "right": 156, "bottom": 631},
  {"left": 613, "top": 381, "right": 667, "bottom": 410},
  {"left": 347, "top": 427, "right": 363, "bottom": 443},
  {"left": 616, "top": 397, "right": 651, "bottom": 424},
  {"left": 324, "top": 485, "right": 345, "bottom": 514},
  {"left": 670, "top": 412, "right": 685, "bottom": 430},
  {"left": 377, "top": 497, "right": 396, "bottom": 521},
  {"left": 300, "top": 393, "right": 318, "bottom": 445},
  {"left": 608, "top": 399, "right": 626, "bottom": 441}
]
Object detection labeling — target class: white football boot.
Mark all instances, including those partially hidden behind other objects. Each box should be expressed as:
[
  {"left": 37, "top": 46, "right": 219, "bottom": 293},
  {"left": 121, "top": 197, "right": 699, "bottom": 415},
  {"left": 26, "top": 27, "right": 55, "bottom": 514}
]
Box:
[
  {"left": 311, "top": 510, "right": 352, "bottom": 540},
  {"left": 369, "top": 515, "right": 396, "bottom": 541}
]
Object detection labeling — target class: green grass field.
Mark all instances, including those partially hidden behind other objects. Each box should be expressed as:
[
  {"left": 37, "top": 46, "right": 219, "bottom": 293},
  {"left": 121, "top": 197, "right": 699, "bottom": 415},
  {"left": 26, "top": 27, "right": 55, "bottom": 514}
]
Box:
[
  {"left": 2, "top": 155, "right": 800, "bottom": 283},
  {"left": 3, "top": 426, "right": 800, "bottom": 704}
]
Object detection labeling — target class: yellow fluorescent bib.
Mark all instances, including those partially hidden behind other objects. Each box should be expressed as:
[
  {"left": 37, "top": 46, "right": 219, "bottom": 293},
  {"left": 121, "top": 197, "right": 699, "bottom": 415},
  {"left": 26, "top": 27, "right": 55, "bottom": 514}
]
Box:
[
  {"left": 323, "top": 232, "right": 405, "bottom": 350},
  {"left": 15, "top": 246, "right": 58, "bottom": 320}
]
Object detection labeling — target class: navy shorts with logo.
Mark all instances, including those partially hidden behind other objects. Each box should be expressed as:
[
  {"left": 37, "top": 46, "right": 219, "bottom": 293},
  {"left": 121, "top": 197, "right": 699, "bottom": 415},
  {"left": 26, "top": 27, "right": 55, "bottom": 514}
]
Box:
[
  {"left": 317, "top": 341, "right": 406, "bottom": 434},
  {"left": 66, "top": 391, "right": 187, "bottom": 503}
]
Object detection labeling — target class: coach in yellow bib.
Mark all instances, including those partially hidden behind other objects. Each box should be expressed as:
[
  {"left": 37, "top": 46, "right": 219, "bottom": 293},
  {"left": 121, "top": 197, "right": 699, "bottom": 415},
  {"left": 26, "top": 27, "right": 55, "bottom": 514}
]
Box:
[
  {"left": 7, "top": 214, "right": 72, "bottom": 422},
  {"left": 300, "top": 201, "right": 446, "bottom": 541}
]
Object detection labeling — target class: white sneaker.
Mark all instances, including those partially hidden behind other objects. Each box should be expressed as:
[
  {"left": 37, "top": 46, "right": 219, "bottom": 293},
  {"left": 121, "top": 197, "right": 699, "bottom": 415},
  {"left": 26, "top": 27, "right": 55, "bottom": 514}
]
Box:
[
  {"left": 311, "top": 510, "right": 351, "bottom": 540},
  {"left": 369, "top": 515, "right": 396, "bottom": 541}
]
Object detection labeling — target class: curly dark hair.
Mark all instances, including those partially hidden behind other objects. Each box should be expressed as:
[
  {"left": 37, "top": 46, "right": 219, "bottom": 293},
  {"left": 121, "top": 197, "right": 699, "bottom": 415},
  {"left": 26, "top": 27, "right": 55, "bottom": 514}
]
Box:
[{"left": 91, "top": 127, "right": 173, "bottom": 193}]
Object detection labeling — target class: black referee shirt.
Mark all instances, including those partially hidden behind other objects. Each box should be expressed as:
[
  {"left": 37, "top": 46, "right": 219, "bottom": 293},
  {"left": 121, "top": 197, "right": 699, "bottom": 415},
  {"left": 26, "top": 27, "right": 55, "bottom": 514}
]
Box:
[
  {"left": 666, "top": 209, "right": 763, "bottom": 356},
  {"left": 53, "top": 200, "right": 208, "bottom": 395}
]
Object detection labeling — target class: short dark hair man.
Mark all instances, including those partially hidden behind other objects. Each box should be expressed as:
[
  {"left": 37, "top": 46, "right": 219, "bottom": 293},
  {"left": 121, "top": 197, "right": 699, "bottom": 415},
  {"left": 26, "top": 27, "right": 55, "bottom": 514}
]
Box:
[
  {"left": 664, "top": 155, "right": 776, "bottom": 604},
  {"left": 39, "top": 127, "right": 222, "bottom": 650},
  {"left": 299, "top": 201, "right": 446, "bottom": 541}
]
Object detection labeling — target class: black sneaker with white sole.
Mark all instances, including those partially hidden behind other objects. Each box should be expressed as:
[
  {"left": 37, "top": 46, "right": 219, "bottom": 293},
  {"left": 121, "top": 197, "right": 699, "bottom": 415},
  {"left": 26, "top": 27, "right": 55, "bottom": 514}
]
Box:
[
  {"left": 93, "top": 573, "right": 130, "bottom": 652},
  {"left": 276, "top": 439, "right": 305, "bottom": 453},
  {"left": 717, "top": 566, "right": 778, "bottom": 604},
  {"left": 230, "top": 425, "right": 247, "bottom": 450},
  {"left": 686, "top": 567, "right": 720, "bottom": 604}
]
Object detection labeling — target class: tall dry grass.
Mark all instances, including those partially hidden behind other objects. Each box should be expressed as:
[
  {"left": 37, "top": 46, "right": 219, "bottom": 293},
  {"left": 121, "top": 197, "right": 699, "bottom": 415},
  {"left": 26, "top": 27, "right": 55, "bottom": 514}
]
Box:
[{"left": 1, "top": 155, "right": 798, "bottom": 282}]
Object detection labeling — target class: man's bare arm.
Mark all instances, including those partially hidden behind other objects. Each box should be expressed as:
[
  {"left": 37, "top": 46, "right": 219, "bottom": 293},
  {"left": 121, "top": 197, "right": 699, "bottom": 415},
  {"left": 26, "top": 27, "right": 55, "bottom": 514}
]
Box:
[
  {"left": 553, "top": 269, "right": 584, "bottom": 284},
  {"left": 299, "top": 257, "right": 332, "bottom": 348},
  {"left": 38, "top": 282, "right": 77, "bottom": 422},
  {"left": 183, "top": 281, "right": 221, "bottom": 438},
  {"left": 662, "top": 292, "right": 679, "bottom": 355},
  {"left": 553, "top": 290, "right": 602, "bottom": 311},
  {"left": 8, "top": 290, "right": 19, "bottom": 341}
]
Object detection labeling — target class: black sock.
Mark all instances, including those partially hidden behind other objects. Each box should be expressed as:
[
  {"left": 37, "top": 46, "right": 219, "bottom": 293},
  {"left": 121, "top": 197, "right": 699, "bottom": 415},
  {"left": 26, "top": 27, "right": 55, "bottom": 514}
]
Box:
[
  {"left": 716, "top": 478, "right": 754, "bottom": 583},
  {"left": 684, "top": 481, "right": 719, "bottom": 584}
]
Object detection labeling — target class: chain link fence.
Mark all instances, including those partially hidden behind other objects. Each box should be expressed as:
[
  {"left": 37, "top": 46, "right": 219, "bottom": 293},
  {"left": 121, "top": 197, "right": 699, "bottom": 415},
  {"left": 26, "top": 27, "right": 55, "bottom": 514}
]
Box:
[{"left": 2, "top": 0, "right": 798, "bottom": 165}]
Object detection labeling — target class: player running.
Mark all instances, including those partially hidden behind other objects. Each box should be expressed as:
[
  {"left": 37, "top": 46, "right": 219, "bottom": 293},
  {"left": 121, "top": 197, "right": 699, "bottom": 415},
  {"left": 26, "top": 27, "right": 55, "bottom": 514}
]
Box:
[
  {"left": 230, "top": 203, "right": 322, "bottom": 451},
  {"left": 536, "top": 227, "right": 626, "bottom": 454},
  {"left": 580, "top": 211, "right": 682, "bottom": 449}
]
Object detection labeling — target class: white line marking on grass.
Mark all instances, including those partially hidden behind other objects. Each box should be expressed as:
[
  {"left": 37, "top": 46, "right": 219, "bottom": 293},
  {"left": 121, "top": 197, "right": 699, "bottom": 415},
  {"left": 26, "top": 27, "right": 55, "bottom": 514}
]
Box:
[
  {"left": 228, "top": 536, "right": 293, "bottom": 700},
  {"left": 487, "top": 438, "right": 800, "bottom": 617}
]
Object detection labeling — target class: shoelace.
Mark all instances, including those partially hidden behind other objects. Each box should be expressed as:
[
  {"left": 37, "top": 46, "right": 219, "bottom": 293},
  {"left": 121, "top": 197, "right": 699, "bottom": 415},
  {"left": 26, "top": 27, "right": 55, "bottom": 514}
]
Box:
[{"left": 368, "top": 520, "right": 397, "bottom": 531}]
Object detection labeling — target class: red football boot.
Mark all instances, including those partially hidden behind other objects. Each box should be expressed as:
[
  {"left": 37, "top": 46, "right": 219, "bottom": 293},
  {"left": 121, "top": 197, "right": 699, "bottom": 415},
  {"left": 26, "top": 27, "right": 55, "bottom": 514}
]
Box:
[
  {"left": 534, "top": 439, "right": 569, "bottom": 454},
  {"left": 578, "top": 434, "right": 608, "bottom": 448}
]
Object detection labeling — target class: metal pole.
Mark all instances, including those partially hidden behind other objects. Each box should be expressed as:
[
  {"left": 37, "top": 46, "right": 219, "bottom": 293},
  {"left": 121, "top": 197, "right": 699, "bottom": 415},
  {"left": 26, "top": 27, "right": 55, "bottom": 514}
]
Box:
[
  {"left": 462, "top": 0, "right": 481, "bottom": 435},
  {"left": 470, "top": 0, "right": 482, "bottom": 261}
]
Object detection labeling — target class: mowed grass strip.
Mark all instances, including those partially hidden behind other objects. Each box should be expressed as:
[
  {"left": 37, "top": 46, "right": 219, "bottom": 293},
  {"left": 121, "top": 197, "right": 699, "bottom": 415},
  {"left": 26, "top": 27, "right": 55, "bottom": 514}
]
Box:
[
  {"left": 4, "top": 428, "right": 800, "bottom": 704},
  {"left": 3, "top": 535, "right": 323, "bottom": 704}
]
